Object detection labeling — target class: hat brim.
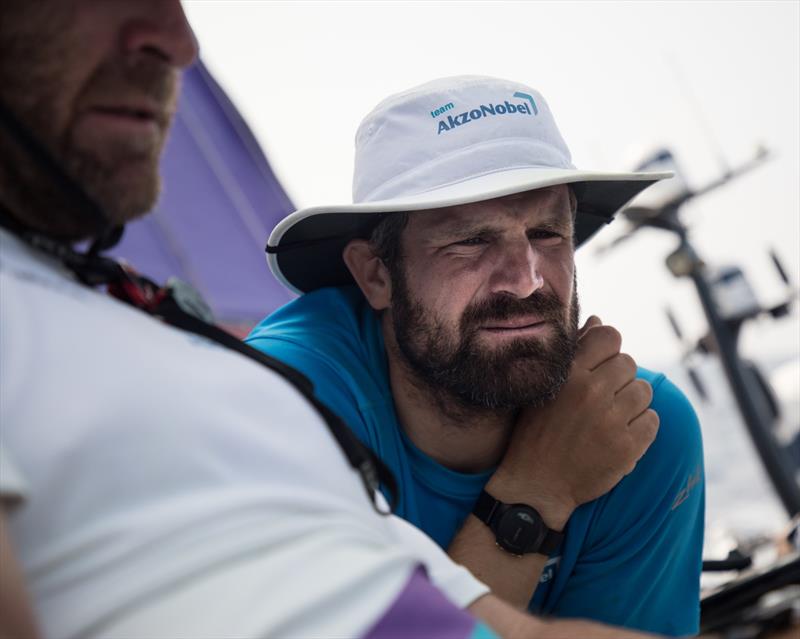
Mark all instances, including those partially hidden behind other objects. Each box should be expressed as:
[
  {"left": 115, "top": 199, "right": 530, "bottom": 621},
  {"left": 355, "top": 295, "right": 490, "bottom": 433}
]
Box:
[{"left": 267, "top": 167, "right": 671, "bottom": 294}]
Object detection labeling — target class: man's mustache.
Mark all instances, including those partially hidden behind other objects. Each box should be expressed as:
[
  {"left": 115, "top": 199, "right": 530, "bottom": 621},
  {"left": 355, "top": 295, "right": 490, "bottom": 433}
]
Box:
[
  {"left": 460, "top": 291, "right": 566, "bottom": 331},
  {"left": 74, "top": 54, "right": 178, "bottom": 128}
]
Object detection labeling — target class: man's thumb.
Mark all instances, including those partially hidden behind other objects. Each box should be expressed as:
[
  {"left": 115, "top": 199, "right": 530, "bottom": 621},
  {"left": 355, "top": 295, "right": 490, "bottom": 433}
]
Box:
[{"left": 578, "top": 315, "right": 602, "bottom": 340}]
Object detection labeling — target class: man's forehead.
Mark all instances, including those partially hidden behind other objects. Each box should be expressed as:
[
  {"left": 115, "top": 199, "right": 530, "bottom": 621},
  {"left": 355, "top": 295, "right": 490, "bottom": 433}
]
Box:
[{"left": 412, "top": 185, "right": 573, "bottom": 232}]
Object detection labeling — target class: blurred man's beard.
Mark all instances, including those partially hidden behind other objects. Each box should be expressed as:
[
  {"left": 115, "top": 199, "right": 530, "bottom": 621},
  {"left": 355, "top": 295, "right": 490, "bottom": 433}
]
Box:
[
  {"left": 0, "top": 9, "right": 176, "bottom": 239},
  {"left": 391, "top": 270, "right": 579, "bottom": 411}
]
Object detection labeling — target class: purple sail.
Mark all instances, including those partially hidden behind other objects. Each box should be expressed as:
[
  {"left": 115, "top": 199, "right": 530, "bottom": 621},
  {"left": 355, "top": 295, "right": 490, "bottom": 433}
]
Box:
[{"left": 112, "top": 60, "right": 295, "bottom": 334}]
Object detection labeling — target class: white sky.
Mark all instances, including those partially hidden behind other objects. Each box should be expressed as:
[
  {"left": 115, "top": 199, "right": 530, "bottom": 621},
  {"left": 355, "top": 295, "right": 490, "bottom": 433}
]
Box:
[{"left": 183, "top": 0, "right": 799, "bottom": 369}]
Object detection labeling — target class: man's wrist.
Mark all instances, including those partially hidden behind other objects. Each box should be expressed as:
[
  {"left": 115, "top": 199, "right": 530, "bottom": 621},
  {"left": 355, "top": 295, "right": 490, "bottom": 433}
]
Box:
[{"left": 485, "top": 469, "right": 575, "bottom": 532}]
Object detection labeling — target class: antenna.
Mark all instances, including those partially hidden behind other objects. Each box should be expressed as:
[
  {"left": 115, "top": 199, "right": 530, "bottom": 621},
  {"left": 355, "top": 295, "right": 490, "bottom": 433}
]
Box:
[
  {"left": 769, "top": 248, "right": 791, "bottom": 287},
  {"left": 665, "top": 306, "right": 709, "bottom": 402},
  {"left": 666, "top": 54, "right": 732, "bottom": 178}
]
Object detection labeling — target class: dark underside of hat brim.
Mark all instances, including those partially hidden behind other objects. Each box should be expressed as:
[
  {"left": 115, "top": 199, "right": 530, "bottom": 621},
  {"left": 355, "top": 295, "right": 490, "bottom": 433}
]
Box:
[{"left": 269, "top": 178, "right": 658, "bottom": 294}]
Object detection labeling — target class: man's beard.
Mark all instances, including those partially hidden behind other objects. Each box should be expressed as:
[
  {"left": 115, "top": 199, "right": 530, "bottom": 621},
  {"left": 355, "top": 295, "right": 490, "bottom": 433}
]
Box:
[
  {"left": 60, "top": 57, "right": 177, "bottom": 230},
  {"left": 391, "top": 271, "right": 579, "bottom": 412},
  {"left": 0, "top": 5, "right": 177, "bottom": 238}
]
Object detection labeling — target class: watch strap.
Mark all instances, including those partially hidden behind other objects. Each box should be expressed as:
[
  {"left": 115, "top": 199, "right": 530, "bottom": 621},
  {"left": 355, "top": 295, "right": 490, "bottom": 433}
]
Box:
[
  {"left": 538, "top": 525, "right": 564, "bottom": 555},
  {"left": 472, "top": 489, "right": 564, "bottom": 555},
  {"left": 473, "top": 488, "right": 501, "bottom": 526}
]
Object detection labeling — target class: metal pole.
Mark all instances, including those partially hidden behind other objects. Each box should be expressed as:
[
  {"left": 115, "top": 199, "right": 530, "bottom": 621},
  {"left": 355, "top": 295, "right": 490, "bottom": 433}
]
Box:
[{"left": 684, "top": 241, "right": 800, "bottom": 516}]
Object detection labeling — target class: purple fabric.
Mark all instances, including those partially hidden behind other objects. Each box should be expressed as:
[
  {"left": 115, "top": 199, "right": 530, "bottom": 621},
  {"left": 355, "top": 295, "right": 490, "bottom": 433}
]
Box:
[
  {"left": 111, "top": 60, "right": 295, "bottom": 328},
  {"left": 364, "top": 567, "right": 479, "bottom": 639}
]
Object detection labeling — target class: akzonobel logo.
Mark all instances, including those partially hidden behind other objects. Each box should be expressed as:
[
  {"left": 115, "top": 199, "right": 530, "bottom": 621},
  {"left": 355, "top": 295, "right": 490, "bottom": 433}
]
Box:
[{"left": 433, "top": 91, "right": 538, "bottom": 135}]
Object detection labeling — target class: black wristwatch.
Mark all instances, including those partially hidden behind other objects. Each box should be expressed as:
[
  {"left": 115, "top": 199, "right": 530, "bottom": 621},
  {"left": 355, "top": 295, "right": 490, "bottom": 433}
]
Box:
[{"left": 472, "top": 489, "right": 564, "bottom": 557}]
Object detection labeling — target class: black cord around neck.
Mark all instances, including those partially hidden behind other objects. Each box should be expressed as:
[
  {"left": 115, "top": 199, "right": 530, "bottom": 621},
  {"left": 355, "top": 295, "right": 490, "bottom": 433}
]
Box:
[
  {"left": 0, "top": 203, "right": 398, "bottom": 515},
  {"left": 0, "top": 204, "right": 123, "bottom": 286}
]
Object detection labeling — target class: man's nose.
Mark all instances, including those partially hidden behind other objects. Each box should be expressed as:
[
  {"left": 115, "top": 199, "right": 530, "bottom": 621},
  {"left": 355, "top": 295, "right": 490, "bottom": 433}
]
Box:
[
  {"left": 491, "top": 240, "right": 545, "bottom": 299},
  {"left": 121, "top": 0, "right": 199, "bottom": 69}
]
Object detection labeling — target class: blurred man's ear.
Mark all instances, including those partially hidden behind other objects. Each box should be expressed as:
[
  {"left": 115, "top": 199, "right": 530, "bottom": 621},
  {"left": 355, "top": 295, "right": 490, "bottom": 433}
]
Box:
[{"left": 342, "top": 240, "right": 392, "bottom": 311}]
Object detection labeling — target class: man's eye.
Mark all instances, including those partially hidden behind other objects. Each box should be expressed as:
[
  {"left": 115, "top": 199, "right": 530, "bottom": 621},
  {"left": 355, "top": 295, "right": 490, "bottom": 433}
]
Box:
[
  {"left": 453, "top": 237, "right": 487, "bottom": 246},
  {"left": 530, "top": 230, "right": 562, "bottom": 241}
]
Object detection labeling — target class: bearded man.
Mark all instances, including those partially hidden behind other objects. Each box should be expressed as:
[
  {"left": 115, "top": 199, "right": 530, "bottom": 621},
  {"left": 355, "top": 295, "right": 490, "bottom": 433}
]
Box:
[{"left": 248, "top": 76, "right": 706, "bottom": 636}]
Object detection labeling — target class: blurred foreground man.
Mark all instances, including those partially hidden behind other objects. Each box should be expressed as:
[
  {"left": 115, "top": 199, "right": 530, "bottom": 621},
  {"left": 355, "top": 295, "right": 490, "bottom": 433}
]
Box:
[
  {"left": 250, "top": 77, "right": 706, "bottom": 635},
  {"left": 0, "top": 2, "right": 670, "bottom": 638}
]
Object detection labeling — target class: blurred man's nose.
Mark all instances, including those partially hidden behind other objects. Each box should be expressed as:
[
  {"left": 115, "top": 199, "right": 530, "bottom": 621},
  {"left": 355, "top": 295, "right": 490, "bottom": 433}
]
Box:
[
  {"left": 491, "top": 239, "right": 545, "bottom": 299},
  {"left": 122, "top": 0, "right": 198, "bottom": 68}
]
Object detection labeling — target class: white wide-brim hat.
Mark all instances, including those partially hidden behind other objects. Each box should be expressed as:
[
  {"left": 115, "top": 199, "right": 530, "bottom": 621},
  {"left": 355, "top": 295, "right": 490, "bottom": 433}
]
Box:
[{"left": 267, "top": 76, "right": 670, "bottom": 294}]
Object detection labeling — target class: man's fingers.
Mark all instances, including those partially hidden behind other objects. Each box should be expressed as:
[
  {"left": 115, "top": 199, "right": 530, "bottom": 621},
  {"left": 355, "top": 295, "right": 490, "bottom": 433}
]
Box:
[
  {"left": 574, "top": 325, "right": 622, "bottom": 370},
  {"left": 591, "top": 352, "right": 638, "bottom": 392},
  {"left": 614, "top": 377, "right": 653, "bottom": 417},
  {"left": 628, "top": 408, "right": 660, "bottom": 452}
]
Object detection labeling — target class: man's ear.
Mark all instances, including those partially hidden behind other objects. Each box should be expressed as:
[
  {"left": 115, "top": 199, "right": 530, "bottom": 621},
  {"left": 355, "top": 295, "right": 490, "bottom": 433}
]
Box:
[{"left": 342, "top": 240, "right": 392, "bottom": 311}]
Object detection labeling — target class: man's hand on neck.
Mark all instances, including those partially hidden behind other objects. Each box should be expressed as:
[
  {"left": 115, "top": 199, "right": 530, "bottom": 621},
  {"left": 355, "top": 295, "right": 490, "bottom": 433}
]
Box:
[
  {"left": 384, "top": 313, "right": 660, "bottom": 609},
  {"left": 487, "top": 318, "right": 659, "bottom": 523}
]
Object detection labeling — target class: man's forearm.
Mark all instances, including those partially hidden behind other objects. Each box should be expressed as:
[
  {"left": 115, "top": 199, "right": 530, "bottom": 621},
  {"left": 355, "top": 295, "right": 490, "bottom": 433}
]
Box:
[
  {"left": 468, "top": 593, "right": 664, "bottom": 639},
  {"left": 448, "top": 467, "right": 574, "bottom": 609},
  {"left": 451, "top": 321, "right": 659, "bottom": 610},
  {"left": 448, "top": 515, "right": 550, "bottom": 609}
]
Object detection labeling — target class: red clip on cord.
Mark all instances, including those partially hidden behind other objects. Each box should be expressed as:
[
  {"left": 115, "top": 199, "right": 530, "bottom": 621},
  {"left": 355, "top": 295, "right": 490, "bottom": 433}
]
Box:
[{"left": 107, "top": 264, "right": 168, "bottom": 312}]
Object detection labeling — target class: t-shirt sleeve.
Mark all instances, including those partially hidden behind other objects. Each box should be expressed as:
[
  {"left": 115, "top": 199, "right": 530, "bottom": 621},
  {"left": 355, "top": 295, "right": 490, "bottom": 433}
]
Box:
[
  {"left": 39, "top": 358, "right": 494, "bottom": 638},
  {"left": 97, "top": 534, "right": 495, "bottom": 639},
  {"left": 548, "top": 372, "right": 705, "bottom": 636},
  {"left": 88, "top": 387, "right": 493, "bottom": 639},
  {"left": 363, "top": 567, "right": 498, "bottom": 639},
  {"left": 385, "top": 513, "right": 491, "bottom": 609}
]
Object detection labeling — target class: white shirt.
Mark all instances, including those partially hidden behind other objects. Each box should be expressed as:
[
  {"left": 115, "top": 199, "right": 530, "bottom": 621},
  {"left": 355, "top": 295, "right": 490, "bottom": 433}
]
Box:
[{"left": 0, "top": 229, "right": 488, "bottom": 639}]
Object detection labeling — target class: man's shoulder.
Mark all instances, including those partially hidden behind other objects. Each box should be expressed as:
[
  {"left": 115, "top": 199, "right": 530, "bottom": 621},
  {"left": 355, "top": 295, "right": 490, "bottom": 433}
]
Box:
[
  {"left": 574, "top": 367, "right": 704, "bottom": 615},
  {"left": 634, "top": 366, "right": 673, "bottom": 393},
  {"left": 586, "top": 366, "right": 705, "bottom": 529},
  {"left": 636, "top": 366, "right": 701, "bottom": 444},
  {"left": 542, "top": 369, "right": 704, "bottom": 634},
  {"left": 626, "top": 367, "right": 704, "bottom": 506},
  {"left": 247, "top": 286, "right": 382, "bottom": 372},
  {"left": 249, "top": 286, "right": 367, "bottom": 344},
  {"left": 246, "top": 287, "right": 389, "bottom": 428},
  {"left": 0, "top": 228, "right": 79, "bottom": 295}
]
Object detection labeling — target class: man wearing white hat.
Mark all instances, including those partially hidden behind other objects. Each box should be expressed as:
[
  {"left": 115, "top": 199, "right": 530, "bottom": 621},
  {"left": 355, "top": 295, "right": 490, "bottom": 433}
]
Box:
[{"left": 248, "top": 76, "right": 704, "bottom": 636}]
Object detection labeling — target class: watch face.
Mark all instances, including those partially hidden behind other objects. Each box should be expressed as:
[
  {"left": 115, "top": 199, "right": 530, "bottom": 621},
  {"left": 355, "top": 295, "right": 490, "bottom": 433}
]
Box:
[{"left": 496, "top": 505, "right": 545, "bottom": 555}]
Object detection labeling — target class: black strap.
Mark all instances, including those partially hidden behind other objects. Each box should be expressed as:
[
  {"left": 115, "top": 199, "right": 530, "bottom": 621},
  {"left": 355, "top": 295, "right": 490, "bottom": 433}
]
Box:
[
  {"left": 0, "top": 208, "right": 398, "bottom": 515},
  {"left": 538, "top": 525, "right": 563, "bottom": 555},
  {"left": 152, "top": 293, "right": 397, "bottom": 511},
  {"left": 472, "top": 488, "right": 500, "bottom": 525},
  {"left": 473, "top": 489, "right": 564, "bottom": 555}
]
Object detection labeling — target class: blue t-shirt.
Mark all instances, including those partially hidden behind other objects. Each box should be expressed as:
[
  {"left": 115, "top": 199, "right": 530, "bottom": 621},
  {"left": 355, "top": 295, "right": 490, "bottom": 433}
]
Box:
[{"left": 247, "top": 286, "right": 705, "bottom": 636}]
